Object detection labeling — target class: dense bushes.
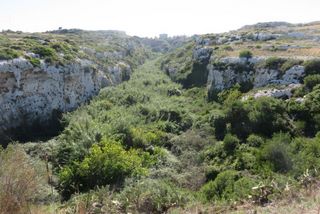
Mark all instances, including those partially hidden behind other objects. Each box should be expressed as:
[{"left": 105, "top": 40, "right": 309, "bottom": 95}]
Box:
[
  {"left": 304, "top": 74, "right": 320, "bottom": 90},
  {"left": 0, "top": 48, "right": 20, "bottom": 60},
  {"left": 225, "top": 97, "right": 293, "bottom": 139},
  {"left": 223, "top": 134, "right": 240, "bottom": 154},
  {"left": 263, "top": 57, "right": 287, "bottom": 70},
  {"left": 261, "top": 133, "right": 292, "bottom": 172},
  {"left": 201, "top": 170, "right": 245, "bottom": 201},
  {"left": 259, "top": 57, "right": 302, "bottom": 72},
  {"left": 8, "top": 52, "right": 320, "bottom": 211},
  {"left": 58, "top": 179, "right": 193, "bottom": 213},
  {"left": 58, "top": 139, "right": 150, "bottom": 199},
  {"left": 118, "top": 179, "right": 193, "bottom": 213},
  {"left": 303, "top": 59, "right": 320, "bottom": 75},
  {"left": 247, "top": 134, "right": 264, "bottom": 147}
]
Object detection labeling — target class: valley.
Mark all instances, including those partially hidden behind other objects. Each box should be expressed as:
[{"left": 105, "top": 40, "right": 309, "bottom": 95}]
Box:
[{"left": 1, "top": 22, "right": 320, "bottom": 213}]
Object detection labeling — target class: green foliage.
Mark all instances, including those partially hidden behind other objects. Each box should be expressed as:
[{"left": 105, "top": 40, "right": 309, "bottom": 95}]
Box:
[
  {"left": 263, "top": 57, "right": 287, "bottom": 70},
  {"left": 280, "top": 59, "right": 303, "bottom": 72},
  {"left": 261, "top": 133, "right": 292, "bottom": 173},
  {"left": 303, "top": 59, "right": 320, "bottom": 75},
  {"left": 200, "top": 170, "right": 240, "bottom": 201},
  {"left": 239, "top": 50, "right": 253, "bottom": 59},
  {"left": 33, "top": 46, "right": 56, "bottom": 58},
  {"left": 303, "top": 87, "right": 320, "bottom": 134},
  {"left": 223, "top": 134, "right": 240, "bottom": 155},
  {"left": 291, "top": 135, "right": 320, "bottom": 176},
  {"left": 233, "top": 176, "right": 257, "bottom": 199},
  {"left": 210, "top": 112, "right": 227, "bottom": 141},
  {"left": 247, "top": 134, "right": 264, "bottom": 147},
  {"left": 58, "top": 138, "right": 149, "bottom": 199},
  {"left": 0, "top": 48, "right": 20, "bottom": 60},
  {"left": 117, "top": 179, "right": 193, "bottom": 213},
  {"left": 226, "top": 97, "right": 293, "bottom": 139},
  {"left": 304, "top": 74, "right": 320, "bottom": 90},
  {"left": 286, "top": 92, "right": 320, "bottom": 137},
  {"left": 217, "top": 84, "right": 242, "bottom": 106},
  {"left": 234, "top": 144, "right": 259, "bottom": 171},
  {"left": 27, "top": 56, "right": 41, "bottom": 67},
  {"left": 130, "top": 127, "right": 165, "bottom": 148},
  {"left": 4, "top": 30, "right": 320, "bottom": 209}
]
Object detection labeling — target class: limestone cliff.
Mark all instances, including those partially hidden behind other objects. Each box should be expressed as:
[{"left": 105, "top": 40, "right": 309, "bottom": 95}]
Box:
[
  {"left": 161, "top": 22, "right": 320, "bottom": 100},
  {"left": 0, "top": 57, "right": 131, "bottom": 137},
  {"left": 0, "top": 30, "right": 156, "bottom": 142}
]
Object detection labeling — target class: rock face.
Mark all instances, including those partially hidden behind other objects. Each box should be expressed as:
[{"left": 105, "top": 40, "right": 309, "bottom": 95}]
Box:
[
  {"left": 206, "top": 57, "right": 305, "bottom": 93},
  {"left": 242, "top": 84, "right": 301, "bottom": 100},
  {"left": 0, "top": 58, "right": 131, "bottom": 135},
  {"left": 163, "top": 46, "right": 306, "bottom": 100}
]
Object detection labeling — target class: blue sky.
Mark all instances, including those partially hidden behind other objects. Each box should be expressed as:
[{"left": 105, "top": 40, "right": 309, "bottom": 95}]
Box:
[{"left": 0, "top": 0, "right": 319, "bottom": 37}]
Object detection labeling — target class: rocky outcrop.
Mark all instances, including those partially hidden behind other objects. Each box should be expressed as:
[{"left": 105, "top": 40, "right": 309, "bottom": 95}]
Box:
[
  {"left": 0, "top": 57, "right": 131, "bottom": 136},
  {"left": 206, "top": 57, "right": 305, "bottom": 99},
  {"left": 207, "top": 57, "right": 305, "bottom": 91},
  {"left": 242, "top": 84, "right": 301, "bottom": 100},
  {"left": 162, "top": 43, "right": 307, "bottom": 99}
]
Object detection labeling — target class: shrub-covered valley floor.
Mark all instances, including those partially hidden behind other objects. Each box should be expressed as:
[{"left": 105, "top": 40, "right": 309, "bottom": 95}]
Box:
[{"left": 2, "top": 55, "right": 320, "bottom": 213}]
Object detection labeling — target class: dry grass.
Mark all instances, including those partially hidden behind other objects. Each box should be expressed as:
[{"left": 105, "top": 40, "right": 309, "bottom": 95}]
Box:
[
  {"left": 206, "top": 22, "right": 320, "bottom": 59},
  {"left": 232, "top": 182, "right": 320, "bottom": 214},
  {"left": 0, "top": 145, "right": 44, "bottom": 214}
]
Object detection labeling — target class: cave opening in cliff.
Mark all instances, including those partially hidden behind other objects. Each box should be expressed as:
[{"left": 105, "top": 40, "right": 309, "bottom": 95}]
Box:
[{"left": 0, "top": 109, "right": 64, "bottom": 147}]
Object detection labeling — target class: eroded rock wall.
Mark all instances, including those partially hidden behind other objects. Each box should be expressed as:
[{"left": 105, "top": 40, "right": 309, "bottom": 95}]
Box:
[{"left": 0, "top": 58, "right": 131, "bottom": 135}]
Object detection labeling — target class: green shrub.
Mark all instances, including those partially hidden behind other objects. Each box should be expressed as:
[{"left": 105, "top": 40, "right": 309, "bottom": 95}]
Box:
[
  {"left": 291, "top": 137, "right": 320, "bottom": 176},
  {"left": 217, "top": 84, "right": 242, "bottom": 106},
  {"left": 280, "top": 59, "right": 303, "bottom": 72},
  {"left": 303, "top": 59, "right": 320, "bottom": 75},
  {"left": 246, "top": 134, "right": 264, "bottom": 147},
  {"left": 210, "top": 113, "right": 227, "bottom": 141},
  {"left": 263, "top": 57, "right": 287, "bottom": 70},
  {"left": 235, "top": 145, "right": 259, "bottom": 170},
  {"left": 0, "top": 48, "right": 20, "bottom": 60},
  {"left": 130, "top": 127, "right": 164, "bottom": 148},
  {"left": 27, "top": 56, "right": 41, "bottom": 67},
  {"left": 239, "top": 50, "right": 253, "bottom": 59},
  {"left": 233, "top": 177, "right": 257, "bottom": 199},
  {"left": 117, "top": 179, "right": 193, "bottom": 213},
  {"left": 304, "top": 74, "right": 320, "bottom": 90},
  {"left": 223, "top": 134, "right": 240, "bottom": 155},
  {"left": 200, "top": 170, "right": 240, "bottom": 201},
  {"left": 261, "top": 133, "right": 292, "bottom": 173},
  {"left": 226, "top": 97, "right": 294, "bottom": 140},
  {"left": 303, "top": 87, "right": 320, "bottom": 135},
  {"left": 58, "top": 138, "right": 149, "bottom": 199},
  {"left": 33, "top": 46, "right": 56, "bottom": 58},
  {"left": 205, "top": 166, "right": 221, "bottom": 181},
  {"left": 201, "top": 142, "right": 226, "bottom": 162}
]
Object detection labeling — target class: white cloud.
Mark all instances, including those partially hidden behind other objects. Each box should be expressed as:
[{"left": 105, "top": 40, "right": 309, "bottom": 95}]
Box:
[{"left": 0, "top": 0, "right": 319, "bottom": 37}]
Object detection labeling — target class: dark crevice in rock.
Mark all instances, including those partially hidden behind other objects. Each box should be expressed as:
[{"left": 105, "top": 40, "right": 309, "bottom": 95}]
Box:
[{"left": 0, "top": 109, "right": 64, "bottom": 147}]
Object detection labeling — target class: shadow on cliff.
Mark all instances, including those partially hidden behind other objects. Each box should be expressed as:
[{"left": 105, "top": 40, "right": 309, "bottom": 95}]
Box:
[{"left": 0, "top": 110, "right": 64, "bottom": 147}]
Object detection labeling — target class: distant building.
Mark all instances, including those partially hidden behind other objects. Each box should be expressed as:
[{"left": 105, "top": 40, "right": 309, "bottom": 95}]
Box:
[{"left": 159, "top": 34, "right": 168, "bottom": 39}]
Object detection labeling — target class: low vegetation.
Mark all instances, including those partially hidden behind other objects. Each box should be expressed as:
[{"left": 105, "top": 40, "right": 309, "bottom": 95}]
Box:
[
  {"left": 1, "top": 54, "right": 320, "bottom": 212},
  {"left": 239, "top": 50, "right": 253, "bottom": 59},
  {"left": 2, "top": 23, "right": 320, "bottom": 213}
]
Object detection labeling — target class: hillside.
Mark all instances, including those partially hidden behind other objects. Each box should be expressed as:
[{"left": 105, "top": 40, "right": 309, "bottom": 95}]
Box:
[
  {"left": 0, "top": 30, "right": 190, "bottom": 145},
  {"left": 1, "top": 22, "right": 320, "bottom": 214}
]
